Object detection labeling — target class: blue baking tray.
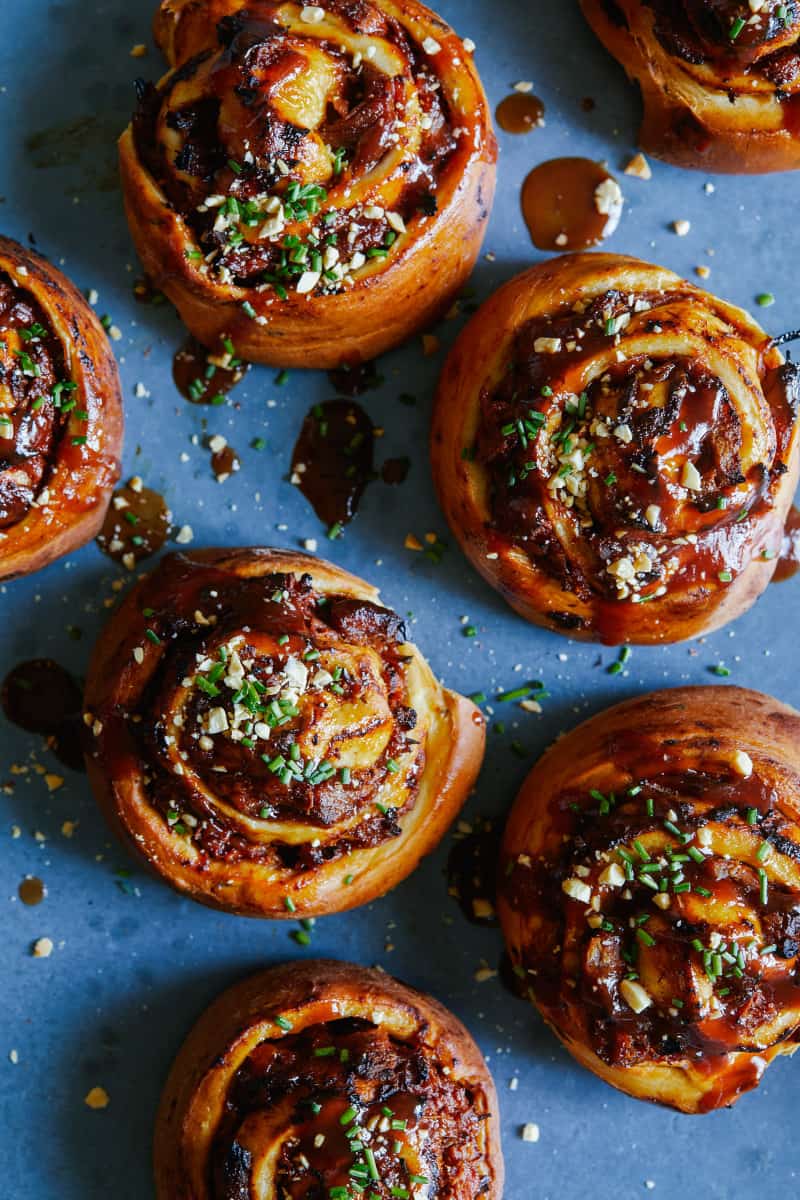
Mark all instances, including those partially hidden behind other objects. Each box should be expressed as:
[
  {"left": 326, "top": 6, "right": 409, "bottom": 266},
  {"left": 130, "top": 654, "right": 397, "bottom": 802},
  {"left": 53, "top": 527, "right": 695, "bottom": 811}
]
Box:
[{"left": 0, "top": 1, "right": 798, "bottom": 1196}]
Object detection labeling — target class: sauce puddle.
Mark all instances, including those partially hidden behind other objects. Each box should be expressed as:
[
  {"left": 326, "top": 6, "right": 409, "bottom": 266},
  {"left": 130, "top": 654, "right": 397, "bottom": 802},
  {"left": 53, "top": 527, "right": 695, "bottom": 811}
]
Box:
[
  {"left": 96, "top": 479, "right": 172, "bottom": 567},
  {"left": 291, "top": 400, "right": 375, "bottom": 531},
  {"left": 326, "top": 360, "right": 384, "bottom": 396},
  {"left": 1, "top": 658, "right": 85, "bottom": 770},
  {"left": 19, "top": 877, "right": 46, "bottom": 906},
  {"left": 521, "top": 156, "right": 623, "bottom": 251},
  {"left": 173, "top": 335, "right": 248, "bottom": 406},
  {"left": 496, "top": 92, "right": 545, "bottom": 134},
  {"left": 446, "top": 818, "right": 501, "bottom": 926}
]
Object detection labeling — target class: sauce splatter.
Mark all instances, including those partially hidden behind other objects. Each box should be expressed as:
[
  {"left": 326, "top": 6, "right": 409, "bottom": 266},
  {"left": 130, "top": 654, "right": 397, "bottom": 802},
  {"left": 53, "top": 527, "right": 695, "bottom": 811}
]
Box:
[
  {"left": 209, "top": 438, "right": 241, "bottom": 482},
  {"left": 18, "top": 877, "right": 46, "bottom": 906},
  {"left": 381, "top": 457, "right": 410, "bottom": 485},
  {"left": 521, "top": 157, "right": 623, "bottom": 251},
  {"left": 774, "top": 505, "right": 800, "bottom": 582},
  {"left": 132, "top": 275, "right": 167, "bottom": 306},
  {"left": 96, "top": 479, "right": 171, "bottom": 567},
  {"left": 291, "top": 401, "right": 375, "bottom": 529},
  {"left": 446, "top": 818, "right": 501, "bottom": 926},
  {"left": 173, "top": 335, "right": 248, "bottom": 405},
  {"left": 327, "top": 360, "right": 383, "bottom": 396},
  {"left": 1, "top": 658, "right": 84, "bottom": 770},
  {"left": 495, "top": 93, "right": 545, "bottom": 134}
]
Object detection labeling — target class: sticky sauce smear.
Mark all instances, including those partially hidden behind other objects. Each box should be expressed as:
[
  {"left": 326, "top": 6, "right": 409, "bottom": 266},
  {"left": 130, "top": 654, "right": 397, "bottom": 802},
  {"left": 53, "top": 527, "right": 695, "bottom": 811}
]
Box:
[
  {"left": 292, "top": 401, "right": 375, "bottom": 530},
  {"left": 19, "top": 877, "right": 46, "bottom": 906},
  {"left": 774, "top": 505, "right": 800, "bottom": 582},
  {"left": 521, "top": 157, "right": 623, "bottom": 251},
  {"left": 173, "top": 335, "right": 248, "bottom": 405},
  {"left": 495, "top": 93, "right": 545, "bottom": 134},
  {"left": 1, "top": 658, "right": 84, "bottom": 771},
  {"left": 96, "top": 480, "right": 172, "bottom": 566}
]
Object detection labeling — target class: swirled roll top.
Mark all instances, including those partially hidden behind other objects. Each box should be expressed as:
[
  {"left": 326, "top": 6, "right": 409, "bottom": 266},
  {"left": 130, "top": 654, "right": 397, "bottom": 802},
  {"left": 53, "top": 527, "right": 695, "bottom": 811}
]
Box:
[
  {"left": 646, "top": 0, "right": 800, "bottom": 80},
  {"left": 154, "top": 960, "right": 503, "bottom": 1199},
  {"left": 83, "top": 549, "right": 485, "bottom": 916},
  {"left": 121, "top": 0, "right": 495, "bottom": 364},
  {"left": 431, "top": 254, "right": 800, "bottom": 643},
  {"left": 580, "top": 1, "right": 800, "bottom": 171},
  {"left": 0, "top": 236, "right": 122, "bottom": 581},
  {"left": 499, "top": 687, "right": 800, "bottom": 1113}
]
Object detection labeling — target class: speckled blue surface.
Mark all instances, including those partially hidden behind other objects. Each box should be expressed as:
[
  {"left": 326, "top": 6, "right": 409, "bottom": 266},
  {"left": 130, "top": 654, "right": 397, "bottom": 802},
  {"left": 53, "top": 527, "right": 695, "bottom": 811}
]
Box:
[{"left": 1, "top": 1, "right": 799, "bottom": 1197}]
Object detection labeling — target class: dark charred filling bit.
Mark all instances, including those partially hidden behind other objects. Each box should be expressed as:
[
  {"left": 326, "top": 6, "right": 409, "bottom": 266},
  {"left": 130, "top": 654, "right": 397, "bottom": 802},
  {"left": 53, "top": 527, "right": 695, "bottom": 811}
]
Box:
[
  {"left": 103, "top": 556, "right": 423, "bottom": 871},
  {"left": 474, "top": 288, "right": 789, "bottom": 603},
  {"left": 209, "top": 1018, "right": 490, "bottom": 1200},
  {"left": 131, "top": 1, "right": 457, "bottom": 296},
  {"left": 502, "top": 755, "right": 800, "bottom": 1083},
  {"left": 0, "top": 270, "right": 80, "bottom": 527},
  {"left": 646, "top": 0, "right": 800, "bottom": 89}
]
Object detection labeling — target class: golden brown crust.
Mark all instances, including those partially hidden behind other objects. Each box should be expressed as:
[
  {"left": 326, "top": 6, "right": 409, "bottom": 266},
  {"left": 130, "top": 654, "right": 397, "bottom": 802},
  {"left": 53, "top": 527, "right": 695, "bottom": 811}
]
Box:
[
  {"left": 119, "top": 0, "right": 496, "bottom": 368},
  {"left": 0, "top": 236, "right": 123, "bottom": 580},
  {"left": 84, "top": 547, "right": 485, "bottom": 917},
  {"left": 580, "top": 0, "right": 800, "bottom": 173},
  {"left": 430, "top": 252, "right": 799, "bottom": 645},
  {"left": 498, "top": 686, "right": 800, "bottom": 1113},
  {"left": 154, "top": 958, "right": 503, "bottom": 1200}
]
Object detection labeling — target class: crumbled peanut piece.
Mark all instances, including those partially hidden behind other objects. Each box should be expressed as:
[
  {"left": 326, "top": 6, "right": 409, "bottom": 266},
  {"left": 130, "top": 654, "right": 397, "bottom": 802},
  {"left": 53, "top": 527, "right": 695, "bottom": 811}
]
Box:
[
  {"left": 620, "top": 979, "right": 653, "bottom": 1013},
  {"left": 562, "top": 878, "right": 592, "bottom": 904},
  {"left": 624, "top": 152, "right": 651, "bottom": 180}
]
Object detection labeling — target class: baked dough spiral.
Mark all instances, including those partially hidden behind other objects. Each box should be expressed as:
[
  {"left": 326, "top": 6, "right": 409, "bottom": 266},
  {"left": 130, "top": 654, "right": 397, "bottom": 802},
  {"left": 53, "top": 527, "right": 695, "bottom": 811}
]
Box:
[
  {"left": 83, "top": 547, "right": 485, "bottom": 917},
  {"left": 580, "top": 0, "right": 800, "bottom": 173},
  {"left": 119, "top": 0, "right": 496, "bottom": 367},
  {"left": 0, "top": 235, "right": 123, "bottom": 581},
  {"left": 498, "top": 686, "right": 800, "bottom": 1113},
  {"left": 430, "top": 253, "right": 799, "bottom": 645},
  {"left": 154, "top": 958, "right": 503, "bottom": 1199}
]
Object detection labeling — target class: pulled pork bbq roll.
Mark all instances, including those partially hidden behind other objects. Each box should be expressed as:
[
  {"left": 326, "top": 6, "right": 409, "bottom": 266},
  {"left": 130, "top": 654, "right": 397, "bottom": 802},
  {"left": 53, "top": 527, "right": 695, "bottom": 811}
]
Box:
[
  {"left": 83, "top": 547, "right": 485, "bottom": 917},
  {"left": 498, "top": 686, "right": 800, "bottom": 1114},
  {"left": 430, "top": 252, "right": 799, "bottom": 645},
  {"left": 119, "top": 0, "right": 496, "bottom": 367},
  {"left": 154, "top": 958, "right": 503, "bottom": 1199},
  {"left": 0, "top": 235, "right": 123, "bottom": 581},
  {"left": 580, "top": 0, "right": 800, "bottom": 173}
]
